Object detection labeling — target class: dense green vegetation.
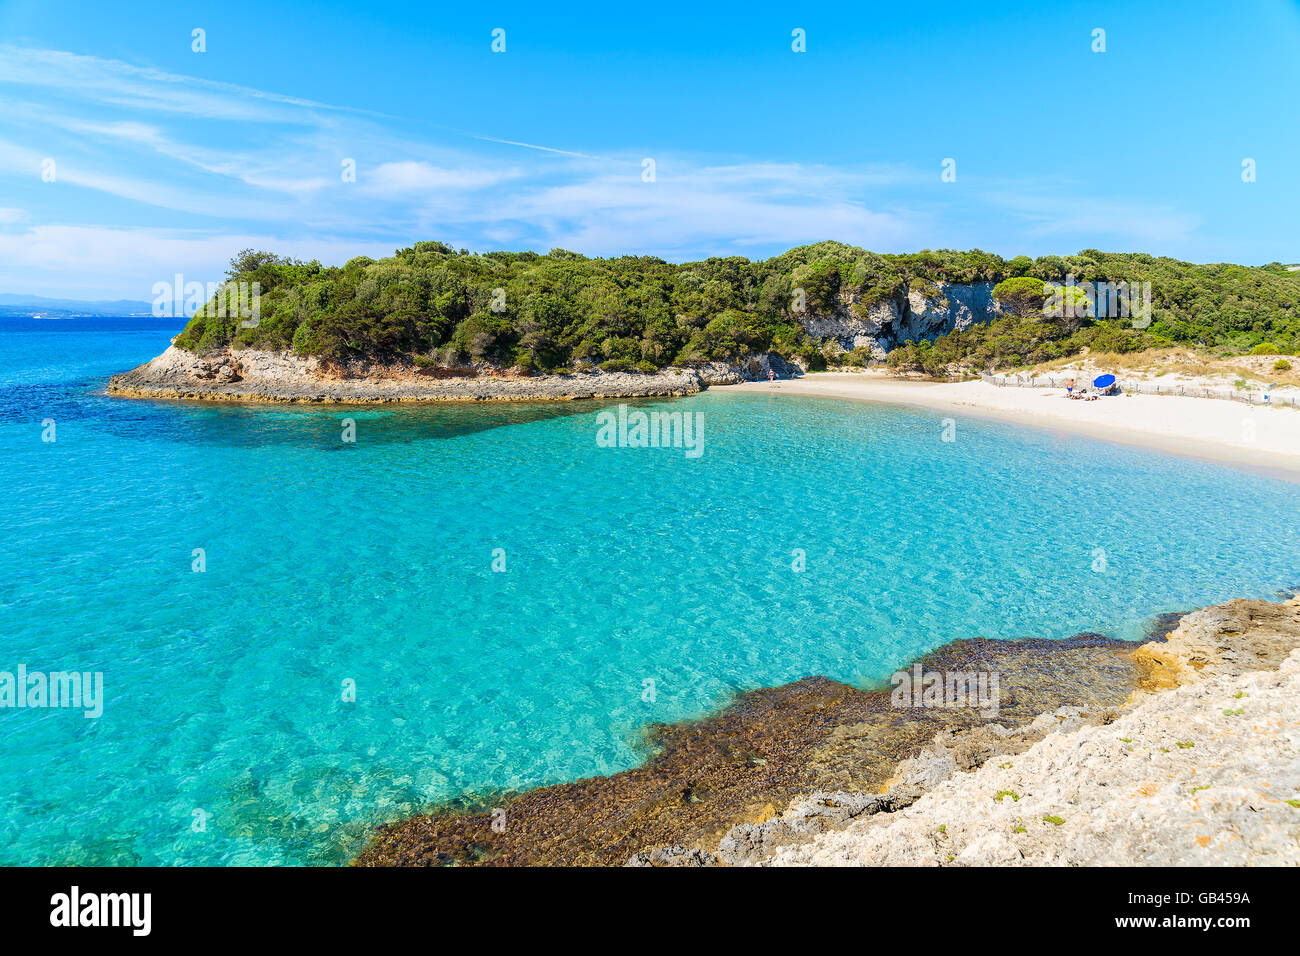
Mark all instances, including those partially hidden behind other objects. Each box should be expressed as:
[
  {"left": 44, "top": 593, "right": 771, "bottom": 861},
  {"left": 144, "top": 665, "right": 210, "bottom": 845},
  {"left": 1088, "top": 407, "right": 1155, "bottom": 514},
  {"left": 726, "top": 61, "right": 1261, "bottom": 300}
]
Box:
[
  {"left": 884, "top": 314, "right": 1154, "bottom": 376},
  {"left": 175, "top": 241, "right": 1300, "bottom": 376}
]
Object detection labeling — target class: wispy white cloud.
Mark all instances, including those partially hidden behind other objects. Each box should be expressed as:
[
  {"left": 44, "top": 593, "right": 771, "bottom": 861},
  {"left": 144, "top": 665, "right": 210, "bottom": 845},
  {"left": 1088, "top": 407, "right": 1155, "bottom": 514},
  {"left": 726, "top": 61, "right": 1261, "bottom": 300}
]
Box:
[
  {"left": 0, "top": 44, "right": 930, "bottom": 276},
  {"left": 465, "top": 134, "right": 605, "bottom": 160},
  {"left": 0, "top": 225, "right": 398, "bottom": 299},
  {"left": 0, "top": 43, "right": 1211, "bottom": 298},
  {"left": 981, "top": 187, "right": 1201, "bottom": 249},
  {"left": 361, "top": 160, "right": 521, "bottom": 196},
  {"left": 0, "top": 45, "right": 352, "bottom": 123},
  {"left": 0, "top": 135, "right": 303, "bottom": 219},
  {"left": 481, "top": 164, "right": 922, "bottom": 260}
]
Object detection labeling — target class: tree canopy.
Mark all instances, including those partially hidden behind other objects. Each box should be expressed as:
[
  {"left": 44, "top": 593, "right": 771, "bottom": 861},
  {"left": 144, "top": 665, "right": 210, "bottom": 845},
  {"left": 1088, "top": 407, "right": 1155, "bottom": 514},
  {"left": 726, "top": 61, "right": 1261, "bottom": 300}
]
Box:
[{"left": 173, "top": 241, "right": 1300, "bottom": 374}]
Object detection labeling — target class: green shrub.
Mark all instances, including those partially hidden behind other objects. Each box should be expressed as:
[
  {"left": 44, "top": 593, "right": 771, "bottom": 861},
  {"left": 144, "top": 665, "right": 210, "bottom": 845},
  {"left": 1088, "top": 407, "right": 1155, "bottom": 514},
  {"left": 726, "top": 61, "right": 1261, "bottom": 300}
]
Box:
[
  {"left": 599, "top": 336, "right": 640, "bottom": 362},
  {"left": 450, "top": 311, "right": 512, "bottom": 361},
  {"left": 992, "top": 276, "right": 1048, "bottom": 316},
  {"left": 842, "top": 346, "right": 875, "bottom": 367},
  {"left": 598, "top": 358, "right": 634, "bottom": 373},
  {"left": 1253, "top": 342, "right": 1280, "bottom": 355},
  {"left": 291, "top": 317, "right": 320, "bottom": 355},
  {"left": 1274, "top": 358, "right": 1291, "bottom": 371},
  {"left": 803, "top": 350, "right": 828, "bottom": 372},
  {"left": 795, "top": 260, "right": 844, "bottom": 313}
]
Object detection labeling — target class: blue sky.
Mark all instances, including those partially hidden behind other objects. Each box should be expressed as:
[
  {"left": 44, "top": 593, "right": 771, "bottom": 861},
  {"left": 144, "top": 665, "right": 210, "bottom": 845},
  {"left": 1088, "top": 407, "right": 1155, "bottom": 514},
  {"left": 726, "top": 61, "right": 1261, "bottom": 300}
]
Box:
[{"left": 0, "top": 0, "right": 1298, "bottom": 298}]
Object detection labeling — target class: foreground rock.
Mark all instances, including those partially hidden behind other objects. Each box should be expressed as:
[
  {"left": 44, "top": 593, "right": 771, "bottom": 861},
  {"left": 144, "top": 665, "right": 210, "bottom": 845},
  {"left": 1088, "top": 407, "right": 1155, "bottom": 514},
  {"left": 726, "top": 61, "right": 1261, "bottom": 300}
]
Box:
[
  {"left": 355, "top": 633, "right": 1141, "bottom": 866},
  {"left": 685, "top": 596, "right": 1300, "bottom": 867},
  {"left": 354, "top": 595, "right": 1297, "bottom": 867},
  {"left": 108, "top": 345, "right": 760, "bottom": 404}
]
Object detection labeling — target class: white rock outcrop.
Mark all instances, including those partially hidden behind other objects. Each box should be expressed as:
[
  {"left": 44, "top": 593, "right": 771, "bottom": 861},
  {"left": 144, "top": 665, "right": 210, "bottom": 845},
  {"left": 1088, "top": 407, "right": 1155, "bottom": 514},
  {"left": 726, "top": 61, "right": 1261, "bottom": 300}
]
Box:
[
  {"left": 108, "top": 345, "right": 754, "bottom": 403},
  {"left": 770, "top": 648, "right": 1300, "bottom": 866},
  {"left": 801, "top": 281, "right": 1000, "bottom": 358}
]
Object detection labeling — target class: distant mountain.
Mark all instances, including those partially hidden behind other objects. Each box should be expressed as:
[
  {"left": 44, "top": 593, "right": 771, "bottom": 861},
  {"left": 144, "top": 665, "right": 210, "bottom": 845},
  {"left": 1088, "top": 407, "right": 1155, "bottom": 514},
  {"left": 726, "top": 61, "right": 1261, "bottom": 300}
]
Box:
[{"left": 0, "top": 293, "right": 154, "bottom": 315}]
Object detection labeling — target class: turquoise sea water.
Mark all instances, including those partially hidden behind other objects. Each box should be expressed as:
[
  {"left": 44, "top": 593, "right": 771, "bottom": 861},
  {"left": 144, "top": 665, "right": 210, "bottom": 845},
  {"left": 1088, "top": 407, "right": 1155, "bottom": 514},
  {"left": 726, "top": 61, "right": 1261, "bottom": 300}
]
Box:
[{"left": 1, "top": 316, "right": 1297, "bottom": 865}]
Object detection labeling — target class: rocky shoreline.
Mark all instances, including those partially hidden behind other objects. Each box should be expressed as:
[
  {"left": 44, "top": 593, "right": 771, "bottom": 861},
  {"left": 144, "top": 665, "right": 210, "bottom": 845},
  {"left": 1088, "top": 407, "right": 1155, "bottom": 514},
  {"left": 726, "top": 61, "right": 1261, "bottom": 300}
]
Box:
[
  {"left": 354, "top": 595, "right": 1300, "bottom": 867},
  {"left": 106, "top": 345, "right": 769, "bottom": 404},
  {"left": 683, "top": 595, "right": 1300, "bottom": 866}
]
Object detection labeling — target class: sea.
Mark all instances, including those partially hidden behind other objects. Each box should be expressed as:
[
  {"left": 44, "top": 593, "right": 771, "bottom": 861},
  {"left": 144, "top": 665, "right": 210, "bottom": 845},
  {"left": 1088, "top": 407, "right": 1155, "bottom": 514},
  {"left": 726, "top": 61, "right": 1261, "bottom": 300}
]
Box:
[{"left": 1, "top": 315, "right": 1296, "bottom": 864}]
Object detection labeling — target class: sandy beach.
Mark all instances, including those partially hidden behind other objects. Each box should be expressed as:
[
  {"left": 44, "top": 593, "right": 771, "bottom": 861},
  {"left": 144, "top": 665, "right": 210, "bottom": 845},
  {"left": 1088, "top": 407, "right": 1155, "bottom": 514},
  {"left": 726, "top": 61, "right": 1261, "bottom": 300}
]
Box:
[{"left": 725, "top": 373, "right": 1300, "bottom": 480}]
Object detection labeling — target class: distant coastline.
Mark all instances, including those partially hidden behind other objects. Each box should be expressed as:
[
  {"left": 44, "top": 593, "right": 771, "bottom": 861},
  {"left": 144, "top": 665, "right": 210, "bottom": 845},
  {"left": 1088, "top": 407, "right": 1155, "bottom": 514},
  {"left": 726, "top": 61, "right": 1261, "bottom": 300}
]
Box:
[{"left": 0, "top": 293, "right": 153, "bottom": 316}]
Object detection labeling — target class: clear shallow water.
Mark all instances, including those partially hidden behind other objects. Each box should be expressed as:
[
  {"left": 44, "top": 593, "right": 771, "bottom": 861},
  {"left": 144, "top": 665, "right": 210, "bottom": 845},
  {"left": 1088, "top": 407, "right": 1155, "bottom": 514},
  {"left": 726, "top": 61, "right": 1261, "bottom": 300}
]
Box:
[{"left": 1, "top": 316, "right": 1297, "bottom": 866}]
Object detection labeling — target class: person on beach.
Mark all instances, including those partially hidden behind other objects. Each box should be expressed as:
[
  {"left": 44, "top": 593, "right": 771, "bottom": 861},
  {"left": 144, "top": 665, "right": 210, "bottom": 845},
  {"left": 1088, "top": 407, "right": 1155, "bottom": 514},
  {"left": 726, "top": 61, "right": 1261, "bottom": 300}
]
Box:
[
  {"left": 1066, "top": 378, "right": 1075, "bottom": 398},
  {"left": 767, "top": 368, "right": 776, "bottom": 382}
]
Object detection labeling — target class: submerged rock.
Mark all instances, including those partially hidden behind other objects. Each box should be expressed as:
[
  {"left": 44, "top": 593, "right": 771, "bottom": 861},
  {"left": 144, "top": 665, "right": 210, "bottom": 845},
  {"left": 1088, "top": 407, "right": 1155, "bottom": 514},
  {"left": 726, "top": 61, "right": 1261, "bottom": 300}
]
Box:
[
  {"left": 356, "top": 597, "right": 1299, "bottom": 868},
  {"left": 355, "top": 635, "right": 1141, "bottom": 866}
]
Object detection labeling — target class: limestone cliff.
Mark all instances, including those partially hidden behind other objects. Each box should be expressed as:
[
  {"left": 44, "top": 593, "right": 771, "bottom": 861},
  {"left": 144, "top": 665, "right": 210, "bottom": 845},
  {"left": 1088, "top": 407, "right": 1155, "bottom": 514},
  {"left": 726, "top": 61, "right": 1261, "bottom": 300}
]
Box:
[{"left": 801, "top": 281, "right": 1001, "bottom": 358}]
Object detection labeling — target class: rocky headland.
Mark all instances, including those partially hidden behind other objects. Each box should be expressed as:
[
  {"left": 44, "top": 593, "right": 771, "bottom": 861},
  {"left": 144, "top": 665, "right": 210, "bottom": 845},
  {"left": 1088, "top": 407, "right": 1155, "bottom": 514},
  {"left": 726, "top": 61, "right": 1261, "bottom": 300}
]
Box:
[
  {"left": 107, "top": 345, "right": 768, "bottom": 404},
  {"left": 107, "top": 276, "right": 997, "bottom": 404}
]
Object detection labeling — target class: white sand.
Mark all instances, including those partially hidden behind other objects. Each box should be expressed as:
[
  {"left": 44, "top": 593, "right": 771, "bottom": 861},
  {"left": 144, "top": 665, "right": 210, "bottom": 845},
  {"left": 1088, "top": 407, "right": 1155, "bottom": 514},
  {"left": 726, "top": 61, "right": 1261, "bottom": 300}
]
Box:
[{"left": 722, "top": 374, "right": 1300, "bottom": 480}]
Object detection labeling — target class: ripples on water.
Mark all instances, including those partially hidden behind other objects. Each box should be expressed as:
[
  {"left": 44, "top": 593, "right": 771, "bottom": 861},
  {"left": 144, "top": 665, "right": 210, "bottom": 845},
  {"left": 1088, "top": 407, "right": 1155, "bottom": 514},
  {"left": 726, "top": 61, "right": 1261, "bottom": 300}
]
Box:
[{"left": 1, "top": 317, "right": 1297, "bottom": 864}]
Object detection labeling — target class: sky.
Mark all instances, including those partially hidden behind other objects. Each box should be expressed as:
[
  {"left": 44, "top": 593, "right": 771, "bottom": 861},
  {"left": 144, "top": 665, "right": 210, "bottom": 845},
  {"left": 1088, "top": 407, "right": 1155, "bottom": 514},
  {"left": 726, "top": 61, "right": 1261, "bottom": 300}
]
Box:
[{"left": 0, "top": 0, "right": 1298, "bottom": 299}]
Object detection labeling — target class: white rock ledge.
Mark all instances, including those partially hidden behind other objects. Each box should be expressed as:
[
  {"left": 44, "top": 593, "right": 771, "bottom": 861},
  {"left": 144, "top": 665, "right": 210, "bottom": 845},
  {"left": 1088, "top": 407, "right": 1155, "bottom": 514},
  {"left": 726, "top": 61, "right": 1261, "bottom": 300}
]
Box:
[{"left": 108, "top": 346, "right": 751, "bottom": 404}]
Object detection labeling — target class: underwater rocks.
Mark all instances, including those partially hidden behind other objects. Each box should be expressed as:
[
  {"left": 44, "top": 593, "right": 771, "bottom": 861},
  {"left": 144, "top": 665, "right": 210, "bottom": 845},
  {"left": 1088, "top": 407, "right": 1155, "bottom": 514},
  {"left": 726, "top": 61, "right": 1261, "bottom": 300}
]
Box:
[
  {"left": 354, "top": 633, "right": 1141, "bottom": 867},
  {"left": 355, "top": 596, "right": 1299, "bottom": 867}
]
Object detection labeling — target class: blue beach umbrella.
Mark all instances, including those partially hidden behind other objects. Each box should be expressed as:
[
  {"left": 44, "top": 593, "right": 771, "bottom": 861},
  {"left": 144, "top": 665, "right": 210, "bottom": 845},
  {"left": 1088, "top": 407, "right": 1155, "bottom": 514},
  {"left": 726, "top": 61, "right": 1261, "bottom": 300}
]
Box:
[{"left": 1093, "top": 373, "right": 1116, "bottom": 389}]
